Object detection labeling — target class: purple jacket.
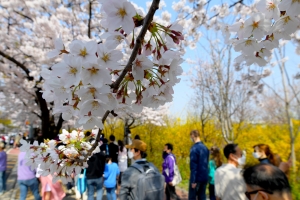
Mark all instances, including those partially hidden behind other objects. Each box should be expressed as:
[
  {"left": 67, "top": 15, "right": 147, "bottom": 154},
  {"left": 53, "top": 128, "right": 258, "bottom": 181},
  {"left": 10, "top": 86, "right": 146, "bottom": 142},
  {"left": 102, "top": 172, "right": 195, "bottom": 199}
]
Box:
[{"left": 162, "top": 153, "right": 176, "bottom": 183}]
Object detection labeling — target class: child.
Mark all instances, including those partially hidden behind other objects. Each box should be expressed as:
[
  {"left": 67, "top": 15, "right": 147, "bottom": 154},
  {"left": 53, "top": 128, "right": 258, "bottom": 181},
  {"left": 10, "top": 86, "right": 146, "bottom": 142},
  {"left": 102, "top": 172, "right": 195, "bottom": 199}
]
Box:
[{"left": 104, "top": 157, "right": 119, "bottom": 200}]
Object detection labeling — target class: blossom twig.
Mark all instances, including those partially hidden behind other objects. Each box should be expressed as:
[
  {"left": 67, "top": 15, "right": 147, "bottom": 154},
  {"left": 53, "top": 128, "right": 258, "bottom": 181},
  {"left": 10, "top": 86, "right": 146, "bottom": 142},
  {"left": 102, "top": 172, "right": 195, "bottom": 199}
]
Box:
[{"left": 110, "top": 0, "right": 160, "bottom": 91}]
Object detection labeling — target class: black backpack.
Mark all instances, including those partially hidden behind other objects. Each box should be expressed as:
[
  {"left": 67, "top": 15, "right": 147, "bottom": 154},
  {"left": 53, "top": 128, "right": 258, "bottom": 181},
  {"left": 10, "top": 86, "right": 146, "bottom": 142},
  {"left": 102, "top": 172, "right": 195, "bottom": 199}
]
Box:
[{"left": 131, "top": 161, "right": 164, "bottom": 200}]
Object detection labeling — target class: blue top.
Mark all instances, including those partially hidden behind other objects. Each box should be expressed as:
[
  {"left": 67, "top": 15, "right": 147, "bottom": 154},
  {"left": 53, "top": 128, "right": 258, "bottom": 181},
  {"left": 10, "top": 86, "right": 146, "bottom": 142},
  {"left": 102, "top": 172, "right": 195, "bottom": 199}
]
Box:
[
  {"left": 189, "top": 142, "right": 209, "bottom": 183},
  {"left": 104, "top": 162, "right": 120, "bottom": 188},
  {"left": 208, "top": 160, "right": 216, "bottom": 185}
]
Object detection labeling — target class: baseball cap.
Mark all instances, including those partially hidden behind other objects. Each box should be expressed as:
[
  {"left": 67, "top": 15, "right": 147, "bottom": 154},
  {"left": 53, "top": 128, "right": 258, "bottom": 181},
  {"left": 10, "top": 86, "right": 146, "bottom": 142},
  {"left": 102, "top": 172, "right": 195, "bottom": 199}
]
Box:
[{"left": 126, "top": 139, "right": 147, "bottom": 152}]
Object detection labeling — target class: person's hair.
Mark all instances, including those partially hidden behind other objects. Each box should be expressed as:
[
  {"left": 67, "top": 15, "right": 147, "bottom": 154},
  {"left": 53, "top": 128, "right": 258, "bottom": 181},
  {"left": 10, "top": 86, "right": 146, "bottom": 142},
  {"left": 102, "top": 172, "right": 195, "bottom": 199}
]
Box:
[
  {"left": 165, "top": 143, "right": 173, "bottom": 151},
  {"left": 210, "top": 146, "right": 222, "bottom": 167},
  {"left": 118, "top": 140, "right": 124, "bottom": 152},
  {"left": 134, "top": 148, "right": 147, "bottom": 158},
  {"left": 109, "top": 135, "right": 115, "bottom": 142},
  {"left": 0, "top": 142, "right": 4, "bottom": 149},
  {"left": 223, "top": 143, "right": 238, "bottom": 159},
  {"left": 106, "top": 157, "right": 112, "bottom": 163},
  {"left": 134, "top": 135, "right": 140, "bottom": 140},
  {"left": 190, "top": 130, "right": 200, "bottom": 137},
  {"left": 103, "top": 138, "right": 108, "bottom": 144},
  {"left": 243, "top": 164, "right": 291, "bottom": 195},
  {"left": 253, "top": 144, "right": 279, "bottom": 166}
]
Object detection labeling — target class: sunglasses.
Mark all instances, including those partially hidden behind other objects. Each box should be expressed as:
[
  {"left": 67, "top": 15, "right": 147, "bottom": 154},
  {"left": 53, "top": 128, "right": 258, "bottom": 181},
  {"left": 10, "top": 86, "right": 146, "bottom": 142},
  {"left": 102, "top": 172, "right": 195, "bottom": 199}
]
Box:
[{"left": 245, "top": 190, "right": 273, "bottom": 200}]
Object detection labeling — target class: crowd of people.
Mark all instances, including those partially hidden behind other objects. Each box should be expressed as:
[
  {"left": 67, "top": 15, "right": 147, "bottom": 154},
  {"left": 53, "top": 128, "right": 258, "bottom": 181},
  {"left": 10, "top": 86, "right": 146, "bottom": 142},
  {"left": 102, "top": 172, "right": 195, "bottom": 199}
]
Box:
[{"left": 0, "top": 129, "right": 293, "bottom": 200}]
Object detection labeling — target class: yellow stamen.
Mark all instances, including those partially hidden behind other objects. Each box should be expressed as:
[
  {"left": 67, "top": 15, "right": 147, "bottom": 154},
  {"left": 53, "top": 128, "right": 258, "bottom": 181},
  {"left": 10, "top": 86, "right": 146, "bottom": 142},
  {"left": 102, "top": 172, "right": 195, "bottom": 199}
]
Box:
[
  {"left": 115, "top": 35, "right": 123, "bottom": 42},
  {"left": 69, "top": 67, "right": 77, "bottom": 75},
  {"left": 117, "top": 8, "right": 127, "bottom": 18},
  {"left": 245, "top": 40, "right": 253, "bottom": 46},
  {"left": 91, "top": 101, "right": 100, "bottom": 109},
  {"left": 89, "top": 87, "right": 96, "bottom": 96},
  {"left": 252, "top": 21, "right": 259, "bottom": 29},
  {"left": 267, "top": 2, "right": 276, "bottom": 10},
  {"left": 79, "top": 48, "right": 87, "bottom": 57},
  {"left": 88, "top": 67, "right": 99, "bottom": 75},
  {"left": 102, "top": 54, "right": 110, "bottom": 62},
  {"left": 283, "top": 16, "right": 291, "bottom": 25}
]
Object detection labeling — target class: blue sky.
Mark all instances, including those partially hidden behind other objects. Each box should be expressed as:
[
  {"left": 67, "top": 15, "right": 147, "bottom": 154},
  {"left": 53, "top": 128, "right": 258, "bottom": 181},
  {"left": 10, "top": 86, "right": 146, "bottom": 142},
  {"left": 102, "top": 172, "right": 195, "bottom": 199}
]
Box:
[{"left": 132, "top": 0, "right": 300, "bottom": 116}]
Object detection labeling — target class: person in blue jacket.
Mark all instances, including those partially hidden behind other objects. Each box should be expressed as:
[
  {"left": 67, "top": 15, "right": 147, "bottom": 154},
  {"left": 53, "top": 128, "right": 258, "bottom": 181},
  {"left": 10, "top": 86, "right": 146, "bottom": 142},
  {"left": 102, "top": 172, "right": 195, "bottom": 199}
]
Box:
[
  {"left": 104, "top": 157, "right": 120, "bottom": 200},
  {"left": 189, "top": 130, "right": 209, "bottom": 200}
]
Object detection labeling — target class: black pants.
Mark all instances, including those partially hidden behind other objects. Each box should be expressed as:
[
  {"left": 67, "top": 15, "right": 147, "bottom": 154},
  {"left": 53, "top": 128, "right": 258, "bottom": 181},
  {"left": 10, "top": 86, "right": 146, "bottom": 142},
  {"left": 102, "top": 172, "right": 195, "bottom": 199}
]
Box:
[
  {"left": 165, "top": 183, "right": 181, "bottom": 200},
  {"left": 209, "top": 184, "right": 216, "bottom": 200},
  {"left": 118, "top": 172, "right": 123, "bottom": 185}
]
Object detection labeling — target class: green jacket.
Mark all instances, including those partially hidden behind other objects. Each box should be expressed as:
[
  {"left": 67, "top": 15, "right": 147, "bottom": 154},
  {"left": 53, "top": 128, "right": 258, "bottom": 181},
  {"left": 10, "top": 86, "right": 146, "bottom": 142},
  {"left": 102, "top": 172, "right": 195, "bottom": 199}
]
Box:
[{"left": 208, "top": 160, "right": 217, "bottom": 185}]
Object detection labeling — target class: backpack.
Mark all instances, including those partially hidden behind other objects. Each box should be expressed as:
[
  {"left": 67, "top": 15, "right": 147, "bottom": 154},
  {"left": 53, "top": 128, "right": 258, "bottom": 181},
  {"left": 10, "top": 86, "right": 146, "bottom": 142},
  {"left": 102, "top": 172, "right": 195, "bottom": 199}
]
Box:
[
  {"left": 131, "top": 161, "right": 164, "bottom": 200},
  {"left": 169, "top": 155, "right": 182, "bottom": 186}
]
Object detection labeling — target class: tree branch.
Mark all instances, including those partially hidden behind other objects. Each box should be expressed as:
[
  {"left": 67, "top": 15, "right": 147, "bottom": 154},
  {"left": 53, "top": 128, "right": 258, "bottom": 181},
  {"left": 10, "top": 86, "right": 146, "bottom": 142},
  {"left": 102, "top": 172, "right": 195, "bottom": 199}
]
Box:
[
  {"left": 87, "top": 0, "right": 92, "bottom": 38},
  {"left": 110, "top": 0, "right": 160, "bottom": 91},
  {"left": 0, "top": 50, "right": 32, "bottom": 79},
  {"left": 13, "top": 10, "right": 34, "bottom": 22},
  {"left": 56, "top": 114, "right": 64, "bottom": 132}
]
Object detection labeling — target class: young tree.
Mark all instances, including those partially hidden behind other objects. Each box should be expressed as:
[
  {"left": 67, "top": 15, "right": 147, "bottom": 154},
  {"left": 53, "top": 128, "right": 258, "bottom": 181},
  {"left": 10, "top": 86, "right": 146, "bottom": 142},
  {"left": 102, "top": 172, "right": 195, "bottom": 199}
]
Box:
[{"left": 190, "top": 37, "right": 257, "bottom": 143}]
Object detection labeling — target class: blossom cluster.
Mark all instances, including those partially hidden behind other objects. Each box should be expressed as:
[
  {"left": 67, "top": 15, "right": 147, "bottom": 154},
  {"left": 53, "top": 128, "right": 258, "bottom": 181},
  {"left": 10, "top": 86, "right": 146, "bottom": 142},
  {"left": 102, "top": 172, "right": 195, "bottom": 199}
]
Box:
[
  {"left": 19, "top": 129, "right": 100, "bottom": 183},
  {"left": 222, "top": 0, "right": 300, "bottom": 67},
  {"left": 20, "top": 0, "right": 184, "bottom": 181}
]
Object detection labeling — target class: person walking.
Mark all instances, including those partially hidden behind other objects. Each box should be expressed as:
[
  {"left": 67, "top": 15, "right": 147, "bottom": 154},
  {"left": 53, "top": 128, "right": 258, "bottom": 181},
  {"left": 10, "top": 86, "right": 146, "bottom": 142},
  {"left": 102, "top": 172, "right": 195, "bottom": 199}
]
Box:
[
  {"left": 17, "top": 151, "right": 41, "bottom": 200},
  {"left": 36, "top": 168, "right": 66, "bottom": 200},
  {"left": 119, "top": 139, "right": 164, "bottom": 200},
  {"left": 108, "top": 135, "right": 119, "bottom": 163},
  {"left": 214, "top": 144, "right": 247, "bottom": 200},
  {"left": 117, "top": 140, "right": 127, "bottom": 185},
  {"left": 162, "top": 143, "right": 180, "bottom": 200},
  {"left": 189, "top": 130, "right": 209, "bottom": 200},
  {"left": 208, "top": 147, "right": 222, "bottom": 200},
  {"left": 86, "top": 143, "right": 106, "bottom": 200},
  {"left": 0, "top": 142, "right": 7, "bottom": 195},
  {"left": 104, "top": 157, "right": 120, "bottom": 200}
]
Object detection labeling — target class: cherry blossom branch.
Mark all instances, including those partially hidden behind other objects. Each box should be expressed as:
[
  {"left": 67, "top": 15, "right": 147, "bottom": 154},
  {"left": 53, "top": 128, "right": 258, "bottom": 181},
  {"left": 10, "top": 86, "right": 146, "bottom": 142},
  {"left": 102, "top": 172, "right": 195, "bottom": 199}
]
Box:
[
  {"left": 81, "top": 0, "right": 161, "bottom": 163},
  {"left": 13, "top": 10, "right": 34, "bottom": 22},
  {"left": 87, "top": 0, "right": 93, "bottom": 38},
  {"left": 82, "top": 110, "right": 110, "bottom": 162},
  {"left": 0, "top": 50, "right": 32, "bottom": 79},
  {"left": 110, "top": 0, "right": 160, "bottom": 91},
  {"left": 207, "top": 0, "right": 244, "bottom": 21}
]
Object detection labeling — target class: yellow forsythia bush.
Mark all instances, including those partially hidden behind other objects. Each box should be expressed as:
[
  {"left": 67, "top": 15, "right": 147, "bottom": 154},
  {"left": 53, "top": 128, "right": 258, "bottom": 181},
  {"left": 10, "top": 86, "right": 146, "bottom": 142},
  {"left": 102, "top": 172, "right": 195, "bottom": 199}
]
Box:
[{"left": 102, "top": 116, "right": 300, "bottom": 181}]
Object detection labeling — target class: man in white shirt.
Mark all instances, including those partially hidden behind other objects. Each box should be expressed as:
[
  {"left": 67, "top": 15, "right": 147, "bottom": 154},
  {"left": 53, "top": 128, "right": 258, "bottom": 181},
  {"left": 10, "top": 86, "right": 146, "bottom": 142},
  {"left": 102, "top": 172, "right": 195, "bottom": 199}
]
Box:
[{"left": 215, "top": 144, "right": 247, "bottom": 200}]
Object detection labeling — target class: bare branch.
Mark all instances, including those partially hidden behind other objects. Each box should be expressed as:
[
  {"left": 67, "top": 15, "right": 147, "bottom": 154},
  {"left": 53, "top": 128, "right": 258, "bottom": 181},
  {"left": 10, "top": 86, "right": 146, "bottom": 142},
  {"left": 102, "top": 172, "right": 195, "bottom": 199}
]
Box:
[
  {"left": 0, "top": 50, "right": 32, "bottom": 79},
  {"left": 87, "top": 0, "right": 92, "bottom": 38},
  {"left": 13, "top": 10, "right": 34, "bottom": 22}
]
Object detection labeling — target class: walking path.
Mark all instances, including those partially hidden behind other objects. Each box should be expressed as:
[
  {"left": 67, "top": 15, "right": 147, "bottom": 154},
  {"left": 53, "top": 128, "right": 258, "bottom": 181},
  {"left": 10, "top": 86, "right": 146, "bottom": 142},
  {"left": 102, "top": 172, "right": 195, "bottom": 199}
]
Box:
[{"left": 2, "top": 148, "right": 189, "bottom": 200}]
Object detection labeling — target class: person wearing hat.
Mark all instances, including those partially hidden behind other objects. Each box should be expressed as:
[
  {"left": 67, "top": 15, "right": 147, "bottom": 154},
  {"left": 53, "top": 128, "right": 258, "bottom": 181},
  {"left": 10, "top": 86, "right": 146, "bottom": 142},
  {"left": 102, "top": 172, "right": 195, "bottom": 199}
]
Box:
[{"left": 119, "top": 139, "right": 164, "bottom": 200}]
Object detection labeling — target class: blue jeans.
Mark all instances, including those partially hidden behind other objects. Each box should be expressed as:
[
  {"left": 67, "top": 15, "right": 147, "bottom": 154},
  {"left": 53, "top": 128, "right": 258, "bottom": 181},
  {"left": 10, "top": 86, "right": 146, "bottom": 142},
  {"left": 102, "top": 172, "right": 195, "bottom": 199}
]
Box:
[
  {"left": 0, "top": 171, "right": 6, "bottom": 193},
  {"left": 188, "top": 182, "right": 207, "bottom": 200},
  {"left": 106, "top": 187, "right": 116, "bottom": 200},
  {"left": 87, "top": 177, "right": 103, "bottom": 200},
  {"left": 18, "top": 178, "right": 41, "bottom": 200}
]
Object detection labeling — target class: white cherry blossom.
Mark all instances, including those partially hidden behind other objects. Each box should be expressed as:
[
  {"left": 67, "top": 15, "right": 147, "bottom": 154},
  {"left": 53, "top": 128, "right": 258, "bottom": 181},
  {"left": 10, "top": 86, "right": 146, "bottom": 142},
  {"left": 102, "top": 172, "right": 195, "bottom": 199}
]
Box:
[
  {"left": 81, "top": 62, "right": 112, "bottom": 87},
  {"left": 256, "top": 0, "right": 280, "bottom": 20},
  {"left": 132, "top": 55, "right": 153, "bottom": 81},
  {"left": 100, "top": 0, "right": 136, "bottom": 34},
  {"left": 69, "top": 40, "right": 97, "bottom": 64}
]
